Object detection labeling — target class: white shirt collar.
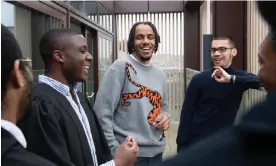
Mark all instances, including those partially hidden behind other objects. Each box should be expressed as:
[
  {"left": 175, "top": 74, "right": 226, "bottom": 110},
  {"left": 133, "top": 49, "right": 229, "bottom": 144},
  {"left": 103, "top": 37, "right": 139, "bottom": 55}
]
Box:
[
  {"left": 130, "top": 54, "right": 151, "bottom": 66},
  {"left": 1, "top": 119, "right": 27, "bottom": 148}
]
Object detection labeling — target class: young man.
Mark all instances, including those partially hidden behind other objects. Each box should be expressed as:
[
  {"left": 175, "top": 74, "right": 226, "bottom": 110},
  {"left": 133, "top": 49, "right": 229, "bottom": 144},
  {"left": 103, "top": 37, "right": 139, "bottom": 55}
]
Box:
[
  {"left": 176, "top": 36, "right": 262, "bottom": 152},
  {"left": 18, "top": 29, "right": 138, "bottom": 166},
  {"left": 1, "top": 24, "right": 56, "bottom": 166},
  {"left": 94, "top": 22, "right": 170, "bottom": 166},
  {"left": 161, "top": 1, "right": 276, "bottom": 165}
]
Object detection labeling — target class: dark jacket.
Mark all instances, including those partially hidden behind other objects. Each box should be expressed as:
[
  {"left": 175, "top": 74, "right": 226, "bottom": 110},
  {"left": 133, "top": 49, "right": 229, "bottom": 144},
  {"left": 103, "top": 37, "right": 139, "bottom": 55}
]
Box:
[
  {"left": 162, "top": 92, "right": 276, "bottom": 166},
  {"left": 1, "top": 128, "right": 57, "bottom": 166}
]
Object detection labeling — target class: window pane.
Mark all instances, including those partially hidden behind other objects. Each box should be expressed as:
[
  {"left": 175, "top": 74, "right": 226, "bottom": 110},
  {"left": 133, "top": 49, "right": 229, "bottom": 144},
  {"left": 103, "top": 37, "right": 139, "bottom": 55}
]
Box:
[
  {"left": 97, "top": 3, "right": 113, "bottom": 32},
  {"left": 1, "top": 1, "right": 15, "bottom": 33},
  {"left": 31, "top": 11, "right": 64, "bottom": 83},
  {"left": 70, "top": 1, "right": 98, "bottom": 23},
  {"left": 98, "top": 36, "right": 113, "bottom": 84},
  {"left": 87, "top": 32, "right": 94, "bottom": 94}
]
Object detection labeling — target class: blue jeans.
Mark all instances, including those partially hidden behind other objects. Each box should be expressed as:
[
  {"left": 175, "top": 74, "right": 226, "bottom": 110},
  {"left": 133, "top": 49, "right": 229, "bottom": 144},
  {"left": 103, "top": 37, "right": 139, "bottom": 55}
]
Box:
[{"left": 135, "top": 153, "right": 163, "bottom": 166}]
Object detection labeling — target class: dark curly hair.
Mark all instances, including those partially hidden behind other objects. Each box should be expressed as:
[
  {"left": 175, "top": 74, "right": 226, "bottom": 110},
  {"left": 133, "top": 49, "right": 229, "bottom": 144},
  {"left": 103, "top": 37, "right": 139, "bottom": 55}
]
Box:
[{"left": 127, "top": 22, "right": 161, "bottom": 55}]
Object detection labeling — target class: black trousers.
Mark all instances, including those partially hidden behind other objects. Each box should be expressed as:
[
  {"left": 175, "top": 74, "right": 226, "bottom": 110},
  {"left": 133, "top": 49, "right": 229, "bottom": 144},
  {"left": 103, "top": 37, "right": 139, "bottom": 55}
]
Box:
[{"left": 135, "top": 153, "right": 163, "bottom": 166}]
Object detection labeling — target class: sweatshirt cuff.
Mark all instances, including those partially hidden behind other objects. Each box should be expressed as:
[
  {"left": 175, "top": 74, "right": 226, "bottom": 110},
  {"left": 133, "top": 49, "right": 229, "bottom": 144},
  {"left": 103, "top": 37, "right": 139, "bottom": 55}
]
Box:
[
  {"left": 163, "top": 112, "right": 171, "bottom": 120},
  {"left": 111, "top": 145, "right": 119, "bottom": 157}
]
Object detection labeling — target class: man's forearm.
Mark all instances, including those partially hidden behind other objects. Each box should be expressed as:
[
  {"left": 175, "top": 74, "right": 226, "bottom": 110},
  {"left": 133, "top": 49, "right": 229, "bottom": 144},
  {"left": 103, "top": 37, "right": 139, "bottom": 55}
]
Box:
[
  {"left": 230, "top": 73, "right": 261, "bottom": 89},
  {"left": 162, "top": 93, "right": 170, "bottom": 120},
  {"left": 231, "top": 75, "right": 259, "bottom": 84}
]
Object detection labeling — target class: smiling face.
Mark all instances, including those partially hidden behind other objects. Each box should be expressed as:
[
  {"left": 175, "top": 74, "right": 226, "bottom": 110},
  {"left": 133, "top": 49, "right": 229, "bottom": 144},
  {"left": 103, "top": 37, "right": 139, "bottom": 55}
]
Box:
[
  {"left": 61, "top": 35, "right": 93, "bottom": 83},
  {"left": 132, "top": 24, "right": 156, "bottom": 62},
  {"left": 211, "top": 39, "right": 237, "bottom": 68}
]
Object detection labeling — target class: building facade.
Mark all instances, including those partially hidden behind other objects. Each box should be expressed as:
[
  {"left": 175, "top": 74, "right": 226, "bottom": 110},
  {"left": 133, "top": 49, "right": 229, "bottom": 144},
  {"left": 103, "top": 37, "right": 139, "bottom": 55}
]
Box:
[{"left": 1, "top": 0, "right": 115, "bottom": 96}]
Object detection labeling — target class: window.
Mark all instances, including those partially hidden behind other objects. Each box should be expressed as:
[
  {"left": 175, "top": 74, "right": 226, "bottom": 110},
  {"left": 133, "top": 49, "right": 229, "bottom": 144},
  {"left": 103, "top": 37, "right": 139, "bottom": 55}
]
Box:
[
  {"left": 98, "top": 35, "right": 113, "bottom": 83},
  {"left": 86, "top": 32, "right": 95, "bottom": 94},
  {"left": 97, "top": 3, "right": 114, "bottom": 32},
  {"left": 1, "top": 1, "right": 32, "bottom": 60},
  {"left": 31, "top": 10, "right": 64, "bottom": 82},
  {"left": 1, "top": 1, "right": 15, "bottom": 34}
]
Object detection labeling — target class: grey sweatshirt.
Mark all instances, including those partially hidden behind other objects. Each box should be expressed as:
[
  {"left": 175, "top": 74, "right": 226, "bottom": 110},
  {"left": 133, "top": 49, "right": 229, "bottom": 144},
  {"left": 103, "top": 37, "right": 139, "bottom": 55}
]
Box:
[{"left": 94, "top": 55, "right": 169, "bottom": 157}]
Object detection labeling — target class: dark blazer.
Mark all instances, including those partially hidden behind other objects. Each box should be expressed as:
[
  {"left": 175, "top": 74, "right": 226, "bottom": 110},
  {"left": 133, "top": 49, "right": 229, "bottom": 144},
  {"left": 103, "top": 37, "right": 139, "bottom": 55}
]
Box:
[
  {"left": 1, "top": 128, "right": 57, "bottom": 166},
  {"left": 162, "top": 92, "right": 276, "bottom": 166},
  {"left": 18, "top": 83, "right": 112, "bottom": 166}
]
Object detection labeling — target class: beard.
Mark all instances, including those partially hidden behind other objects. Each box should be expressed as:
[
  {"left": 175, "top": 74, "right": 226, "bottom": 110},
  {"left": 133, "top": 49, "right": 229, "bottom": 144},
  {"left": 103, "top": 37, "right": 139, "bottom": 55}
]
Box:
[
  {"left": 140, "top": 55, "right": 152, "bottom": 61},
  {"left": 134, "top": 48, "right": 153, "bottom": 62}
]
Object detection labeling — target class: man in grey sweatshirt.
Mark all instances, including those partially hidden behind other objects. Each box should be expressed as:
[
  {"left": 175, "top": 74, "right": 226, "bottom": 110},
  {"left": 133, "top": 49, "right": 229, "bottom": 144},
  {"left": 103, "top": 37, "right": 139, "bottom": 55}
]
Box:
[{"left": 94, "top": 22, "right": 171, "bottom": 166}]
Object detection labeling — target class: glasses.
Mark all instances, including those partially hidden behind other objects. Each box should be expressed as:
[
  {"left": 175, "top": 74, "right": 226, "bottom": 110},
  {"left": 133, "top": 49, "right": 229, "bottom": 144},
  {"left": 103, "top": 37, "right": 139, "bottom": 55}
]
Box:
[
  {"left": 18, "top": 58, "right": 32, "bottom": 69},
  {"left": 210, "top": 47, "right": 233, "bottom": 54}
]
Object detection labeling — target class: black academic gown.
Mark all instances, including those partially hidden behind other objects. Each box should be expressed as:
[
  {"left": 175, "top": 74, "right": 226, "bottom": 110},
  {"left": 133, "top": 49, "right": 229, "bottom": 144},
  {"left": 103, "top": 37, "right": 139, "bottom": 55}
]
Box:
[
  {"left": 18, "top": 83, "right": 112, "bottom": 166},
  {"left": 161, "top": 92, "right": 276, "bottom": 166},
  {"left": 1, "top": 128, "right": 57, "bottom": 166}
]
